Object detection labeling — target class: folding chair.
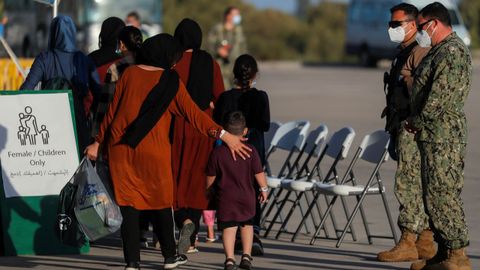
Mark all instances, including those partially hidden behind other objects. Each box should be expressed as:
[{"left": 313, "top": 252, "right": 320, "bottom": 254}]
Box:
[
  {"left": 310, "top": 130, "right": 399, "bottom": 248},
  {"left": 264, "top": 120, "right": 310, "bottom": 179},
  {"left": 263, "top": 124, "right": 328, "bottom": 238},
  {"left": 264, "top": 121, "right": 282, "bottom": 175},
  {"left": 261, "top": 120, "right": 310, "bottom": 228},
  {"left": 283, "top": 127, "right": 358, "bottom": 243}
]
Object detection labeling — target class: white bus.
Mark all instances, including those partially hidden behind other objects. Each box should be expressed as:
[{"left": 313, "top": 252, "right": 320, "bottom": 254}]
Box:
[{"left": 1, "top": 0, "right": 162, "bottom": 57}]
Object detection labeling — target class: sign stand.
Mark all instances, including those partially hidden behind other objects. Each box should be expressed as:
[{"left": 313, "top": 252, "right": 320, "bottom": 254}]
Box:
[{"left": 0, "top": 90, "right": 89, "bottom": 256}]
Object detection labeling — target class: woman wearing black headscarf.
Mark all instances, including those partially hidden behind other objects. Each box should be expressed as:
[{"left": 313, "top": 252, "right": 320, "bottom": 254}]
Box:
[
  {"left": 88, "top": 17, "right": 126, "bottom": 83},
  {"left": 86, "top": 34, "right": 249, "bottom": 270},
  {"left": 171, "top": 18, "right": 225, "bottom": 255}
]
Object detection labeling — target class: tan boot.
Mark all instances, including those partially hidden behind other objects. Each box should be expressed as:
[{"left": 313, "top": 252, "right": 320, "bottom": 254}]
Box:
[
  {"left": 410, "top": 244, "right": 447, "bottom": 270},
  {"left": 377, "top": 231, "right": 418, "bottom": 262},
  {"left": 423, "top": 248, "right": 472, "bottom": 270},
  {"left": 416, "top": 230, "right": 437, "bottom": 260}
]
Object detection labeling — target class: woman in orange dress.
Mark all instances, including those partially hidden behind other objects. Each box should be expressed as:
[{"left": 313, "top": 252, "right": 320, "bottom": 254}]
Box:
[
  {"left": 171, "top": 18, "right": 225, "bottom": 254},
  {"left": 85, "top": 34, "right": 249, "bottom": 270}
]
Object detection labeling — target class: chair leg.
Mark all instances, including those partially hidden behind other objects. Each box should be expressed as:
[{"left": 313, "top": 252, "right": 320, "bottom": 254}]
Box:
[
  {"left": 339, "top": 196, "right": 358, "bottom": 241},
  {"left": 309, "top": 195, "right": 339, "bottom": 245},
  {"left": 291, "top": 192, "right": 321, "bottom": 242},
  {"left": 275, "top": 191, "right": 303, "bottom": 239},
  {"left": 356, "top": 195, "right": 373, "bottom": 244},
  {"left": 264, "top": 190, "right": 292, "bottom": 238},
  {"left": 304, "top": 191, "right": 331, "bottom": 239},
  {"left": 263, "top": 188, "right": 285, "bottom": 224},
  {"left": 335, "top": 189, "right": 371, "bottom": 248},
  {"left": 380, "top": 187, "right": 399, "bottom": 244}
]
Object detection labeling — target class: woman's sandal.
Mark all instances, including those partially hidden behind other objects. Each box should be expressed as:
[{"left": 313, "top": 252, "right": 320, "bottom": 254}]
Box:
[
  {"left": 224, "top": 258, "right": 237, "bottom": 270},
  {"left": 205, "top": 236, "right": 217, "bottom": 243},
  {"left": 239, "top": 254, "right": 253, "bottom": 270}
]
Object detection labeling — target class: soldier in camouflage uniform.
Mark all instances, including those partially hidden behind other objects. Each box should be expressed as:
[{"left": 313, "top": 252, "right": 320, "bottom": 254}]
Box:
[
  {"left": 406, "top": 3, "right": 472, "bottom": 270},
  {"left": 377, "top": 4, "right": 435, "bottom": 263},
  {"left": 208, "top": 6, "right": 247, "bottom": 89}
]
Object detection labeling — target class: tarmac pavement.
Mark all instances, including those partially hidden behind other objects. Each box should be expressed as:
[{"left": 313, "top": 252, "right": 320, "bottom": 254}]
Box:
[{"left": 0, "top": 62, "right": 478, "bottom": 269}]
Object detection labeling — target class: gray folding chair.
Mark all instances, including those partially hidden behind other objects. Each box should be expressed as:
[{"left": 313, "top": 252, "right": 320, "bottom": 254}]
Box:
[
  {"left": 283, "top": 127, "right": 358, "bottom": 242},
  {"left": 263, "top": 124, "right": 328, "bottom": 238},
  {"left": 264, "top": 121, "right": 282, "bottom": 175},
  {"left": 310, "top": 130, "right": 399, "bottom": 247},
  {"left": 261, "top": 120, "right": 310, "bottom": 228}
]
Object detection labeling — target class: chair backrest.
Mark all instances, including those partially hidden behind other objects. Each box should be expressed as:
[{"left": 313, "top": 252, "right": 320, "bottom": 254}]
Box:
[
  {"left": 269, "top": 120, "right": 310, "bottom": 152},
  {"left": 303, "top": 124, "right": 329, "bottom": 157},
  {"left": 264, "top": 121, "right": 282, "bottom": 152},
  {"left": 359, "top": 130, "right": 390, "bottom": 164},
  {"left": 325, "top": 127, "right": 356, "bottom": 160}
]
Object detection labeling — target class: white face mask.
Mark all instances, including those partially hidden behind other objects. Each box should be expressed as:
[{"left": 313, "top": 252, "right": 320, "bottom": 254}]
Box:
[
  {"left": 233, "top": 15, "right": 242, "bottom": 25},
  {"left": 388, "top": 26, "right": 406, "bottom": 43},
  {"left": 416, "top": 22, "right": 435, "bottom": 48}
]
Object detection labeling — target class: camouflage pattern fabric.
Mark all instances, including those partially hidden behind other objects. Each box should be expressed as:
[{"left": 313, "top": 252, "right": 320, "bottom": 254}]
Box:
[
  {"left": 418, "top": 142, "right": 469, "bottom": 249},
  {"left": 395, "top": 127, "right": 429, "bottom": 233},
  {"left": 411, "top": 32, "right": 471, "bottom": 249},
  {"left": 208, "top": 23, "right": 247, "bottom": 89},
  {"left": 411, "top": 33, "right": 471, "bottom": 144}
]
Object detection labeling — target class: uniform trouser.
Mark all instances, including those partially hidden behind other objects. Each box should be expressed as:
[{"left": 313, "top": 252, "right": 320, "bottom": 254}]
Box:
[
  {"left": 418, "top": 142, "right": 469, "bottom": 249},
  {"left": 395, "top": 128, "right": 430, "bottom": 233},
  {"left": 120, "top": 206, "right": 176, "bottom": 264}
]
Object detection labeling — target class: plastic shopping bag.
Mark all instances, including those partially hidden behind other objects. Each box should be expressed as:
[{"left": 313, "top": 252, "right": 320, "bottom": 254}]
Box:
[{"left": 73, "top": 157, "right": 122, "bottom": 241}]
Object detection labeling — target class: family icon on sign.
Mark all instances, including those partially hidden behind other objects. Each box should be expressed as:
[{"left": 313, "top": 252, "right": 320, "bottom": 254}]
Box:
[{"left": 17, "top": 106, "right": 50, "bottom": 146}]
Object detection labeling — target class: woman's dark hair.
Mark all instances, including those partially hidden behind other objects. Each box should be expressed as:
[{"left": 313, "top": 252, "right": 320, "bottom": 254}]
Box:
[
  {"left": 118, "top": 26, "right": 143, "bottom": 53},
  {"left": 233, "top": 54, "right": 258, "bottom": 90}
]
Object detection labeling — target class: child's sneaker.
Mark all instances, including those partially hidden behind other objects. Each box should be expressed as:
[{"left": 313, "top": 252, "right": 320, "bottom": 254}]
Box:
[
  {"left": 206, "top": 236, "right": 218, "bottom": 243},
  {"left": 224, "top": 258, "right": 237, "bottom": 270},
  {"left": 239, "top": 254, "right": 253, "bottom": 270}
]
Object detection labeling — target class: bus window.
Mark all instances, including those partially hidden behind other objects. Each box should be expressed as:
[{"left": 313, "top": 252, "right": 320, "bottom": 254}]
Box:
[
  {"left": 84, "top": 0, "right": 161, "bottom": 25},
  {"left": 448, "top": 10, "right": 460, "bottom": 26}
]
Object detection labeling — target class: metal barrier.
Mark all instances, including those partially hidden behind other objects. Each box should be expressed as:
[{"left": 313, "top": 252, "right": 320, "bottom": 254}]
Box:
[{"left": 0, "top": 58, "right": 33, "bottom": 90}]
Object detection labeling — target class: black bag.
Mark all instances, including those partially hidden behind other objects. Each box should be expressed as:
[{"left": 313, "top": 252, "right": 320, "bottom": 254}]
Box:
[{"left": 56, "top": 181, "right": 86, "bottom": 247}]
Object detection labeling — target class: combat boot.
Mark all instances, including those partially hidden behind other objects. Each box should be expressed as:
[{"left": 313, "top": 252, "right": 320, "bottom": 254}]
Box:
[
  {"left": 410, "top": 244, "right": 447, "bottom": 270},
  {"left": 377, "top": 230, "right": 418, "bottom": 262},
  {"left": 416, "top": 230, "right": 437, "bottom": 260},
  {"left": 423, "top": 248, "right": 471, "bottom": 270}
]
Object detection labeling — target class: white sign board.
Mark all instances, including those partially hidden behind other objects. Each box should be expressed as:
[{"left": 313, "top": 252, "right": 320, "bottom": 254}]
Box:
[{"left": 0, "top": 91, "right": 79, "bottom": 198}]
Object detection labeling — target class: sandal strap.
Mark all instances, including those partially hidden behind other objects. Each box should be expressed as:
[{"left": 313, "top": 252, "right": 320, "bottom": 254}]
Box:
[
  {"left": 225, "top": 258, "right": 236, "bottom": 265},
  {"left": 241, "top": 254, "right": 253, "bottom": 261}
]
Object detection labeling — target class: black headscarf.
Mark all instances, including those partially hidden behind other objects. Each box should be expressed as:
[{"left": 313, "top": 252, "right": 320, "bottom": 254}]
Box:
[
  {"left": 89, "top": 17, "right": 125, "bottom": 67},
  {"left": 122, "top": 34, "right": 183, "bottom": 148},
  {"left": 174, "top": 18, "right": 214, "bottom": 110}
]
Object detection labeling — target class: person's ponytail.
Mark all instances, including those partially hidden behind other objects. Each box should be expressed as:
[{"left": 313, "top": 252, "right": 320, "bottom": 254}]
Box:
[{"left": 233, "top": 54, "right": 258, "bottom": 90}]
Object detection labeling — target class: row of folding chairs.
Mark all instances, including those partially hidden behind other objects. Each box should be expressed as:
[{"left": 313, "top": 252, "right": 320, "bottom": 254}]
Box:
[{"left": 261, "top": 121, "right": 399, "bottom": 248}]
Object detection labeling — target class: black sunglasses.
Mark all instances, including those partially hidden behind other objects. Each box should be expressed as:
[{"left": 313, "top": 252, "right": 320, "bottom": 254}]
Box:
[
  {"left": 416, "top": 19, "right": 434, "bottom": 32},
  {"left": 388, "top": 20, "right": 411, "bottom": 28}
]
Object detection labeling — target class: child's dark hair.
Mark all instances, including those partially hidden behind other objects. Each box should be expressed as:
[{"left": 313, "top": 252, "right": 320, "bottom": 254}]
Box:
[
  {"left": 223, "top": 111, "right": 246, "bottom": 136},
  {"left": 233, "top": 54, "right": 258, "bottom": 90},
  {"left": 118, "top": 26, "right": 143, "bottom": 53}
]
